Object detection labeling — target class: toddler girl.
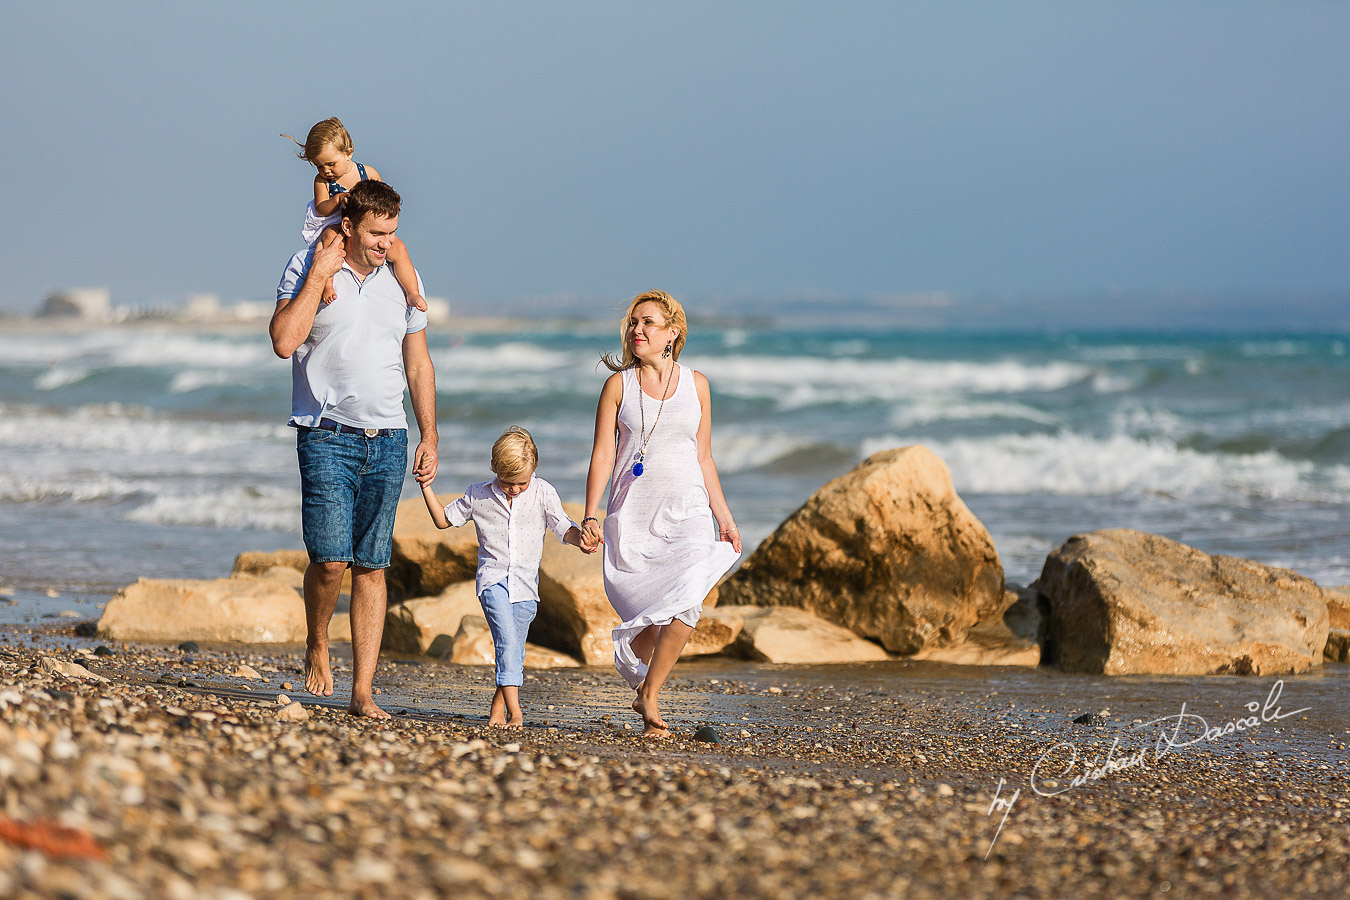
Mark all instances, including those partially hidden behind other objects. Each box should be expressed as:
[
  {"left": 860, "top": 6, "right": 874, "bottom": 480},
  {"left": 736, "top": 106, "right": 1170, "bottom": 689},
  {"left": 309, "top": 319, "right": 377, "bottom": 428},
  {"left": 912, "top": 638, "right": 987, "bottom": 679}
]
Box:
[
  {"left": 421, "top": 426, "right": 599, "bottom": 727},
  {"left": 283, "top": 117, "right": 427, "bottom": 310}
]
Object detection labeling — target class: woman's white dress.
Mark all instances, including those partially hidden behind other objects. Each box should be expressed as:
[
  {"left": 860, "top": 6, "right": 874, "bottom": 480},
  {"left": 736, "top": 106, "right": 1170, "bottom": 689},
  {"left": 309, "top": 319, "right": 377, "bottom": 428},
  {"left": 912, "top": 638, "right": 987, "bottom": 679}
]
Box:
[{"left": 603, "top": 363, "right": 740, "bottom": 688}]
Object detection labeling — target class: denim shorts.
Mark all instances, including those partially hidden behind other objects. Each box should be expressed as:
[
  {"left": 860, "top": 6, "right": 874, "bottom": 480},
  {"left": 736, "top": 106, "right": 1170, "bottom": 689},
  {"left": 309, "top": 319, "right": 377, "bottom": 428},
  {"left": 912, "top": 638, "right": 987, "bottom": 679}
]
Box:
[
  {"left": 296, "top": 426, "right": 408, "bottom": 569},
  {"left": 478, "top": 581, "right": 538, "bottom": 687}
]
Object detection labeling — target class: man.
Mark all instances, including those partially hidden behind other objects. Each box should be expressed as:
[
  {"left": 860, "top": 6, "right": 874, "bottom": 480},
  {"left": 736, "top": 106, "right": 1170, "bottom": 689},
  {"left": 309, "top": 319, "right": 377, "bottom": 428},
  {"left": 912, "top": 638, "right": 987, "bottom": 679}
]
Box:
[{"left": 270, "top": 180, "right": 437, "bottom": 719}]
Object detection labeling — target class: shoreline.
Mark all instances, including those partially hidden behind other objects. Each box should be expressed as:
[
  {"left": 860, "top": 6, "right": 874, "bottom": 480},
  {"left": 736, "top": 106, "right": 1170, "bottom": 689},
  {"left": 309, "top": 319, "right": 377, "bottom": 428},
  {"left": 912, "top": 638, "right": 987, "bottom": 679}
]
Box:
[{"left": 3, "top": 622, "right": 1347, "bottom": 898}]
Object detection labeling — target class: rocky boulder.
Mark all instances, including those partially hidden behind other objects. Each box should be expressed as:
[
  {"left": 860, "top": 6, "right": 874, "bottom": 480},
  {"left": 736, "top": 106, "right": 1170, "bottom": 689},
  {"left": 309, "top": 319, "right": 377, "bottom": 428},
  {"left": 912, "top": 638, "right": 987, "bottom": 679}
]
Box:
[
  {"left": 1326, "top": 631, "right": 1350, "bottom": 663},
  {"left": 680, "top": 607, "right": 744, "bottom": 657},
  {"left": 232, "top": 550, "right": 351, "bottom": 594},
  {"left": 441, "top": 615, "right": 579, "bottom": 668},
  {"left": 1037, "top": 529, "right": 1329, "bottom": 675},
  {"left": 720, "top": 606, "right": 891, "bottom": 664},
  {"left": 99, "top": 577, "right": 350, "bottom": 644},
  {"left": 718, "top": 445, "right": 1005, "bottom": 654},
  {"left": 534, "top": 530, "right": 621, "bottom": 666},
  {"left": 386, "top": 495, "right": 479, "bottom": 599},
  {"left": 383, "top": 582, "right": 483, "bottom": 654},
  {"left": 1325, "top": 587, "right": 1350, "bottom": 630}
]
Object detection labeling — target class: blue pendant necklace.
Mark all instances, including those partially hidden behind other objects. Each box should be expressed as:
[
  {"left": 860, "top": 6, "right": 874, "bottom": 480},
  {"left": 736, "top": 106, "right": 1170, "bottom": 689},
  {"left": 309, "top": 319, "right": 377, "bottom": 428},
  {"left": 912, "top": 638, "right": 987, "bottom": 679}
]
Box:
[{"left": 632, "top": 363, "right": 674, "bottom": 477}]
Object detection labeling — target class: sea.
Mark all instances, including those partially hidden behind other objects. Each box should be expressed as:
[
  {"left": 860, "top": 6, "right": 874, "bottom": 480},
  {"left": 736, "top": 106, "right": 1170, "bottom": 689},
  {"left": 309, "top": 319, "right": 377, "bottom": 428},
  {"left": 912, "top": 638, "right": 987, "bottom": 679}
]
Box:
[{"left": 3, "top": 321, "right": 1350, "bottom": 624}]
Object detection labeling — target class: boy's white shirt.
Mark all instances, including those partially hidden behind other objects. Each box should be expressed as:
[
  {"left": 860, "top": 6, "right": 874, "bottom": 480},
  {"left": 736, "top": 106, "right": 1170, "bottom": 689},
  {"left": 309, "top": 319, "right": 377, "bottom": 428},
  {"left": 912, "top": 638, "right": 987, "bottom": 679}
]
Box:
[{"left": 444, "top": 477, "right": 577, "bottom": 603}]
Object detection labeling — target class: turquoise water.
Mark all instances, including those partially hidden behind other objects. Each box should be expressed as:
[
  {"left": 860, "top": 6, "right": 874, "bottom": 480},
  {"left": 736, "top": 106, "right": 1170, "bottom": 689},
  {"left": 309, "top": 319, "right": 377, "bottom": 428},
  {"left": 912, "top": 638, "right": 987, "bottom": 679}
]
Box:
[{"left": 2, "top": 323, "right": 1349, "bottom": 617}]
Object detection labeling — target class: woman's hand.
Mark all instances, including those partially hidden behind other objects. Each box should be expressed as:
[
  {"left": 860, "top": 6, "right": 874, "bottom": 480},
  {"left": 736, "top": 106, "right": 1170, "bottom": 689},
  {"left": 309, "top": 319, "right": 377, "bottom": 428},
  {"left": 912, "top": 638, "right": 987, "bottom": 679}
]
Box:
[
  {"left": 581, "top": 517, "right": 604, "bottom": 550},
  {"left": 718, "top": 521, "right": 741, "bottom": 553}
]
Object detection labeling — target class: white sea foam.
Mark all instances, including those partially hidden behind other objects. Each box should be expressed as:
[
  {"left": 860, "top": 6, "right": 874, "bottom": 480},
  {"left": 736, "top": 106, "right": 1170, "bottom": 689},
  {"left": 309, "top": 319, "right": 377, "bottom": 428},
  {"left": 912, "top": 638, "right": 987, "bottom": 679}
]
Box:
[
  {"left": 712, "top": 432, "right": 827, "bottom": 473},
  {"left": 0, "top": 405, "right": 290, "bottom": 457},
  {"left": 33, "top": 367, "right": 91, "bottom": 391},
  {"left": 689, "top": 354, "right": 1095, "bottom": 407},
  {"left": 859, "top": 431, "right": 1350, "bottom": 501},
  {"left": 169, "top": 369, "right": 240, "bottom": 393},
  {"left": 888, "top": 400, "right": 1060, "bottom": 429},
  {"left": 124, "top": 485, "right": 301, "bottom": 531}
]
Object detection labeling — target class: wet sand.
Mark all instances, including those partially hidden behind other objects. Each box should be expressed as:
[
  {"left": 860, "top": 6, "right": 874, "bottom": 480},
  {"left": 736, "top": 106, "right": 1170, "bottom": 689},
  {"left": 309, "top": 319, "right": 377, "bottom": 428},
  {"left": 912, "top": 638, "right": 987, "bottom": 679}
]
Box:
[{"left": 2, "top": 623, "right": 1348, "bottom": 899}]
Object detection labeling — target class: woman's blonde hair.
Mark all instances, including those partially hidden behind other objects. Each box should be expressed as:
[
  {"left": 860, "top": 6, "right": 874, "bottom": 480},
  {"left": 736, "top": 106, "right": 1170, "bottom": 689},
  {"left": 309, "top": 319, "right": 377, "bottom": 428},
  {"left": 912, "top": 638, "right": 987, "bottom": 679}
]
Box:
[
  {"left": 491, "top": 426, "right": 539, "bottom": 479},
  {"left": 600, "top": 290, "right": 688, "bottom": 372},
  {"left": 284, "top": 117, "right": 354, "bottom": 163}
]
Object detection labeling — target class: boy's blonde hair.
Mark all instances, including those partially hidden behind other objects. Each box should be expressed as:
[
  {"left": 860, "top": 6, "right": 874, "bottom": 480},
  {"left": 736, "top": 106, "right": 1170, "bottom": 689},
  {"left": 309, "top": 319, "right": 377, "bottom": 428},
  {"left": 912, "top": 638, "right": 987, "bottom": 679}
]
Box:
[
  {"left": 491, "top": 426, "right": 539, "bottom": 479},
  {"left": 294, "top": 117, "right": 354, "bottom": 162},
  {"left": 600, "top": 290, "right": 689, "bottom": 372}
]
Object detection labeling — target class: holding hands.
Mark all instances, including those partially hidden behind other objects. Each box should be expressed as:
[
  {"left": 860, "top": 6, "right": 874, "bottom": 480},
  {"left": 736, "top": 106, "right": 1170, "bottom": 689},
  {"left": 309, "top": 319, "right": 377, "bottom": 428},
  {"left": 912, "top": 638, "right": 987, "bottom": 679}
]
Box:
[{"left": 580, "top": 516, "right": 603, "bottom": 554}]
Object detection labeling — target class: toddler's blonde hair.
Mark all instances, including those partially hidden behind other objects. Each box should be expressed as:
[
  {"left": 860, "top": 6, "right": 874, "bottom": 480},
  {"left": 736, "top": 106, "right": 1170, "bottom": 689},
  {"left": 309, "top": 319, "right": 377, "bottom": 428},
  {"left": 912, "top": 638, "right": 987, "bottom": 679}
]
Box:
[
  {"left": 491, "top": 426, "right": 539, "bottom": 480},
  {"left": 287, "top": 117, "right": 354, "bottom": 163},
  {"left": 600, "top": 290, "right": 688, "bottom": 372}
]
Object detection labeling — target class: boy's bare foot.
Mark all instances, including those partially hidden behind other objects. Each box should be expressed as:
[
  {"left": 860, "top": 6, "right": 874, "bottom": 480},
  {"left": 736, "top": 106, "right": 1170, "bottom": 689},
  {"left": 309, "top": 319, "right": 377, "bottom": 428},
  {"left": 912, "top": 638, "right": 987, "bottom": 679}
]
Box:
[
  {"left": 488, "top": 690, "right": 508, "bottom": 726},
  {"left": 488, "top": 713, "right": 508, "bottom": 727},
  {"left": 348, "top": 698, "right": 390, "bottom": 719},
  {"left": 304, "top": 644, "right": 334, "bottom": 697},
  {"left": 504, "top": 716, "right": 523, "bottom": 730},
  {"left": 633, "top": 694, "right": 669, "bottom": 736},
  {"left": 408, "top": 293, "right": 428, "bottom": 312},
  {"left": 322, "top": 278, "right": 338, "bottom": 304}
]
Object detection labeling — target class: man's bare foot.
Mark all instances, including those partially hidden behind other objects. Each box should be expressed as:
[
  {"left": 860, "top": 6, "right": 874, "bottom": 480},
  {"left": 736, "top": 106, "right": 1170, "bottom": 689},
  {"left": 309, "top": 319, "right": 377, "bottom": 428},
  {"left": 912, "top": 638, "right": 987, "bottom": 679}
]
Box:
[
  {"left": 633, "top": 694, "right": 668, "bottom": 736},
  {"left": 348, "top": 698, "right": 390, "bottom": 719},
  {"left": 304, "top": 644, "right": 334, "bottom": 697}
]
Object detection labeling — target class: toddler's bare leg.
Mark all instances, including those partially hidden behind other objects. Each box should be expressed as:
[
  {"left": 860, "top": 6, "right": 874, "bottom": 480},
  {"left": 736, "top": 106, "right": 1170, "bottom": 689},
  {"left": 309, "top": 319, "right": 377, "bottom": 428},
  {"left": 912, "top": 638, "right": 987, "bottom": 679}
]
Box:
[
  {"left": 387, "top": 238, "right": 427, "bottom": 311},
  {"left": 318, "top": 226, "right": 344, "bottom": 303},
  {"left": 502, "top": 686, "right": 523, "bottom": 729}
]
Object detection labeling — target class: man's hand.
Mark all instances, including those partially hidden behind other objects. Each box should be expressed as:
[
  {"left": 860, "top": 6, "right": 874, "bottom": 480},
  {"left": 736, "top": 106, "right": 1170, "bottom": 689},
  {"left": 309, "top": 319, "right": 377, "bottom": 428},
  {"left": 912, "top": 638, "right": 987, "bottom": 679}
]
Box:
[{"left": 413, "top": 439, "right": 438, "bottom": 485}]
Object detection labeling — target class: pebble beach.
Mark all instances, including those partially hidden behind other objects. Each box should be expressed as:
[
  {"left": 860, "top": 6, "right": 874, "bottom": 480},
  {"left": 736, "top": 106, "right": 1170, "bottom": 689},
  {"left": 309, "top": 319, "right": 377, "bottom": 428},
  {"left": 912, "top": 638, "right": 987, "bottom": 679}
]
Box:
[{"left": 3, "top": 623, "right": 1347, "bottom": 899}]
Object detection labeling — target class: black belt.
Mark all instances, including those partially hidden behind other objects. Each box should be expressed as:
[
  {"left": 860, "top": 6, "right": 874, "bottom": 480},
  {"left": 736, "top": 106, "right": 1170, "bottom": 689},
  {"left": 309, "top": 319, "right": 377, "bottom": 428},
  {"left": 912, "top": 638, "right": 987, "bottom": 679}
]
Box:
[{"left": 315, "top": 417, "right": 396, "bottom": 438}]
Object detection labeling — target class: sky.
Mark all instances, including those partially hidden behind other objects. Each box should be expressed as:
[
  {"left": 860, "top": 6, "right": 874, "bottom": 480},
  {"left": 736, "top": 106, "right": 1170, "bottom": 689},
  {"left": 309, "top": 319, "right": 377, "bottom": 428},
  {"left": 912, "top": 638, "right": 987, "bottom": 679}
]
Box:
[{"left": 1, "top": 1, "right": 1347, "bottom": 321}]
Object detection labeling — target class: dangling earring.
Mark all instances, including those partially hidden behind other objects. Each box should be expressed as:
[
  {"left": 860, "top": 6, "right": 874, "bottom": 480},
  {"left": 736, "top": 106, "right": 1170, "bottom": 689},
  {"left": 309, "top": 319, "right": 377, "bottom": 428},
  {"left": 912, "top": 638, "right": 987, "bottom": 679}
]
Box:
[{"left": 662, "top": 341, "right": 672, "bottom": 359}]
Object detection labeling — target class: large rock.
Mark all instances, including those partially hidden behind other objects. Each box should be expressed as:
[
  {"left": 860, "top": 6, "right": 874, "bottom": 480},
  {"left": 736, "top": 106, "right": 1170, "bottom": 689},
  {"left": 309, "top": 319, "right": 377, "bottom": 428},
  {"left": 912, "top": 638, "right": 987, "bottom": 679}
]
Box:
[
  {"left": 1037, "top": 529, "right": 1329, "bottom": 676},
  {"left": 99, "top": 577, "right": 349, "bottom": 644},
  {"left": 680, "top": 607, "right": 744, "bottom": 657},
  {"left": 535, "top": 528, "right": 621, "bottom": 665},
  {"left": 721, "top": 606, "right": 891, "bottom": 664},
  {"left": 386, "top": 496, "right": 479, "bottom": 600},
  {"left": 719, "top": 446, "right": 1005, "bottom": 654},
  {"left": 383, "top": 582, "right": 483, "bottom": 654},
  {"left": 910, "top": 619, "right": 1040, "bottom": 667},
  {"left": 1326, "top": 630, "right": 1350, "bottom": 663},
  {"left": 442, "top": 615, "right": 579, "bottom": 668},
  {"left": 1325, "top": 587, "right": 1350, "bottom": 630},
  {"left": 232, "top": 550, "right": 355, "bottom": 595}
]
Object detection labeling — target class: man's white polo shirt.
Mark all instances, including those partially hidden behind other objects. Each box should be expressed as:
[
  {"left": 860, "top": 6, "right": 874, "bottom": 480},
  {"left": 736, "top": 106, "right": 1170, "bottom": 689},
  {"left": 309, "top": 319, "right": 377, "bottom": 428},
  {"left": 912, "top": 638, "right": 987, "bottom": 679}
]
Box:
[
  {"left": 277, "top": 247, "right": 428, "bottom": 430},
  {"left": 445, "top": 477, "right": 578, "bottom": 603}
]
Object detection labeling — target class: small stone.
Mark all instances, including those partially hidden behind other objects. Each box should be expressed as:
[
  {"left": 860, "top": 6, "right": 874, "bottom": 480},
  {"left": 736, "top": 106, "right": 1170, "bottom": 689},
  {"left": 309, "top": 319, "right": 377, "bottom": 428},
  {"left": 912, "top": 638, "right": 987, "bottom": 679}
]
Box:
[
  {"left": 1073, "top": 712, "right": 1108, "bottom": 726},
  {"left": 232, "top": 664, "right": 262, "bottom": 680},
  {"left": 277, "top": 701, "right": 309, "bottom": 722},
  {"left": 936, "top": 783, "right": 955, "bottom": 797},
  {"left": 46, "top": 588, "right": 60, "bottom": 598},
  {"left": 58, "top": 610, "right": 80, "bottom": 617},
  {"left": 177, "top": 641, "right": 200, "bottom": 653},
  {"left": 276, "top": 694, "right": 290, "bottom": 706},
  {"left": 281, "top": 682, "right": 293, "bottom": 691},
  {"left": 73, "top": 623, "right": 99, "bottom": 638},
  {"left": 768, "top": 686, "right": 783, "bottom": 694},
  {"left": 93, "top": 645, "right": 114, "bottom": 657},
  {"left": 693, "top": 725, "right": 721, "bottom": 744},
  {"left": 37, "top": 656, "right": 109, "bottom": 683}
]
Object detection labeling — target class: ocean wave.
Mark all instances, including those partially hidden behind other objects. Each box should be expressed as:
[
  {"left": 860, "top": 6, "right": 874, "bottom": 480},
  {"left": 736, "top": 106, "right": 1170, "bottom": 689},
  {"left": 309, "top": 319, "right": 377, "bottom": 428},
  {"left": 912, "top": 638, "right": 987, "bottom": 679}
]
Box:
[
  {"left": 0, "top": 405, "right": 291, "bottom": 458},
  {"left": 0, "top": 331, "right": 272, "bottom": 370},
  {"left": 690, "top": 354, "right": 1096, "bottom": 407},
  {"left": 859, "top": 431, "right": 1350, "bottom": 501},
  {"left": 888, "top": 400, "right": 1060, "bottom": 429},
  {"left": 0, "top": 472, "right": 145, "bottom": 503},
  {"left": 124, "top": 484, "right": 301, "bottom": 531},
  {"left": 712, "top": 432, "right": 838, "bottom": 473},
  {"left": 33, "top": 366, "right": 91, "bottom": 391}
]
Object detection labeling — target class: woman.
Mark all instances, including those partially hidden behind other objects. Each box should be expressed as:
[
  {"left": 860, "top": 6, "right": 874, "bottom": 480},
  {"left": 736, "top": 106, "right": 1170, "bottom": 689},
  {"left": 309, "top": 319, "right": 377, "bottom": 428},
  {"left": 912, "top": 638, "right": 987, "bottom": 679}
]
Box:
[{"left": 582, "top": 290, "right": 742, "bottom": 737}]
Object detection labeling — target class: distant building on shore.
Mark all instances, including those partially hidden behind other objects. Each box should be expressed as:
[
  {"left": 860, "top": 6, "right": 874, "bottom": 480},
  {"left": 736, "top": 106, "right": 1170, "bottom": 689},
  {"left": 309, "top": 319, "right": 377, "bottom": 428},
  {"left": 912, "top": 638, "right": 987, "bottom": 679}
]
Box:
[{"left": 37, "top": 288, "right": 111, "bottom": 321}]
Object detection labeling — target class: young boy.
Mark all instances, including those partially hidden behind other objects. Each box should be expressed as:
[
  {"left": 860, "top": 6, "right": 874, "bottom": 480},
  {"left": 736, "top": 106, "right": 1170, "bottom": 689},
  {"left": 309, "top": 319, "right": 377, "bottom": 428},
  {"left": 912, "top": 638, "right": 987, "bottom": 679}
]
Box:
[{"left": 421, "top": 426, "right": 598, "bottom": 727}]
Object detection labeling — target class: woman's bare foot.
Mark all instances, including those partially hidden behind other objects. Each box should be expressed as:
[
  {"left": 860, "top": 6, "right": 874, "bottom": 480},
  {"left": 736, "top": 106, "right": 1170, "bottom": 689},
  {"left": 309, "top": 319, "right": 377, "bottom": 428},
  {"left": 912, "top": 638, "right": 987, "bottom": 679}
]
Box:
[
  {"left": 304, "top": 643, "right": 334, "bottom": 697},
  {"left": 632, "top": 694, "right": 669, "bottom": 737},
  {"left": 347, "top": 698, "right": 390, "bottom": 719}
]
